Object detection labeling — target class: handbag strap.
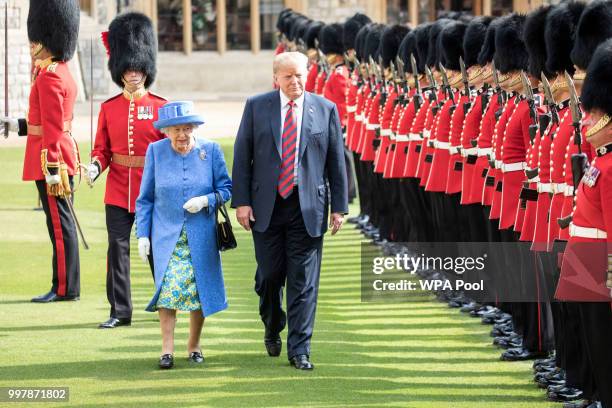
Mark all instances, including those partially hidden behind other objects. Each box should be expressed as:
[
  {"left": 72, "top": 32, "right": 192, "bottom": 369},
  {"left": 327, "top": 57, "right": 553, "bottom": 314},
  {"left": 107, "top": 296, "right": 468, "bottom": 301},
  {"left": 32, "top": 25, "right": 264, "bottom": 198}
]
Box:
[{"left": 214, "top": 192, "right": 231, "bottom": 223}]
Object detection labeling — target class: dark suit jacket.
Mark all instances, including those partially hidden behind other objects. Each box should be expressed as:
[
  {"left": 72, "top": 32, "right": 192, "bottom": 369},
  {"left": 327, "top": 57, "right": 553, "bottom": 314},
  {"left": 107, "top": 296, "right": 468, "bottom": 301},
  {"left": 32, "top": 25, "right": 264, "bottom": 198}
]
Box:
[{"left": 231, "top": 90, "right": 348, "bottom": 237}]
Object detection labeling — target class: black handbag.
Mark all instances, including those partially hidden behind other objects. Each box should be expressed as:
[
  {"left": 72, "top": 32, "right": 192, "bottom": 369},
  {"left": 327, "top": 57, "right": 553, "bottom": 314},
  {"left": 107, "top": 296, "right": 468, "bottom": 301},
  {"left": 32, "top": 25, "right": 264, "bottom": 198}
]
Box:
[{"left": 214, "top": 192, "right": 237, "bottom": 251}]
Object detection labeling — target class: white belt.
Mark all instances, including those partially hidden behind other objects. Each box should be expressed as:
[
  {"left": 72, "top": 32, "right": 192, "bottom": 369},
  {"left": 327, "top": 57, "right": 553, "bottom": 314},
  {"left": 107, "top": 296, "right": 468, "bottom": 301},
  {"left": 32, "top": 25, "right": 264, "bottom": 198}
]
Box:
[
  {"left": 396, "top": 134, "right": 410, "bottom": 142},
  {"left": 408, "top": 133, "right": 423, "bottom": 142},
  {"left": 366, "top": 123, "right": 380, "bottom": 130},
  {"left": 462, "top": 147, "right": 478, "bottom": 157},
  {"left": 552, "top": 182, "right": 566, "bottom": 194},
  {"left": 435, "top": 141, "right": 450, "bottom": 149},
  {"left": 537, "top": 182, "right": 553, "bottom": 193},
  {"left": 478, "top": 147, "right": 492, "bottom": 157},
  {"left": 527, "top": 175, "right": 540, "bottom": 183},
  {"left": 569, "top": 223, "right": 608, "bottom": 239},
  {"left": 450, "top": 145, "right": 462, "bottom": 155},
  {"left": 347, "top": 105, "right": 357, "bottom": 113},
  {"left": 501, "top": 162, "right": 526, "bottom": 173},
  {"left": 494, "top": 159, "right": 502, "bottom": 169},
  {"left": 564, "top": 184, "right": 574, "bottom": 196},
  {"left": 380, "top": 129, "right": 392, "bottom": 137},
  {"left": 423, "top": 129, "right": 431, "bottom": 138}
]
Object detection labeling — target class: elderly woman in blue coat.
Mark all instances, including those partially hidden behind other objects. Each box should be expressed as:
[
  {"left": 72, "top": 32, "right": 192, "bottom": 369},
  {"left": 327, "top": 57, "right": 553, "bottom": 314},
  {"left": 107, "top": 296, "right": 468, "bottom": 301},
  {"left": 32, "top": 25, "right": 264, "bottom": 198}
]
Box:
[{"left": 136, "top": 101, "right": 232, "bottom": 369}]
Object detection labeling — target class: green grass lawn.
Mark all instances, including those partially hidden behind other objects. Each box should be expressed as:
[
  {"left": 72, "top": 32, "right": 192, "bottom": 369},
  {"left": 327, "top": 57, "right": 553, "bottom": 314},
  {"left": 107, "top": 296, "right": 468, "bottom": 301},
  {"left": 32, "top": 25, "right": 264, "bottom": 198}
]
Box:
[{"left": 0, "top": 140, "right": 556, "bottom": 407}]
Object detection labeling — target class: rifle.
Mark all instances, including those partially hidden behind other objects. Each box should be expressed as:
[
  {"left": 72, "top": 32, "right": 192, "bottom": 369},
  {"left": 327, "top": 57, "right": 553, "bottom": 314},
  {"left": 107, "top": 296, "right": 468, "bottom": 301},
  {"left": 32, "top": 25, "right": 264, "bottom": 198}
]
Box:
[
  {"left": 459, "top": 56, "right": 470, "bottom": 97},
  {"left": 410, "top": 54, "right": 421, "bottom": 96},
  {"left": 425, "top": 65, "right": 439, "bottom": 110},
  {"left": 567, "top": 70, "right": 589, "bottom": 192},
  {"left": 541, "top": 73, "right": 559, "bottom": 126},
  {"left": 439, "top": 63, "right": 456, "bottom": 106},
  {"left": 520, "top": 71, "right": 538, "bottom": 144},
  {"left": 492, "top": 61, "right": 505, "bottom": 107}
]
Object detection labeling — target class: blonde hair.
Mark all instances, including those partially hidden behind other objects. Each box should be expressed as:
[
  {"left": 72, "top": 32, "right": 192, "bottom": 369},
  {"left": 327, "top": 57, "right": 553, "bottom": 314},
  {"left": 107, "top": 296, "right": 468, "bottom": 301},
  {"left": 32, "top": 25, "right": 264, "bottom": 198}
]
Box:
[{"left": 273, "top": 52, "right": 308, "bottom": 74}]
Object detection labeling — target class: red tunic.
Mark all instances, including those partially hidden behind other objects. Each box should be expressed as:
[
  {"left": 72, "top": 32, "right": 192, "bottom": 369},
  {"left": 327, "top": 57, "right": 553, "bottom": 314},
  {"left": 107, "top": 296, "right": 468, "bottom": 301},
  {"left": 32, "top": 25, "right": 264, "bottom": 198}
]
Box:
[
  {"left": 350, "top": 83, "right": 368, "bottom": 152},
  {"left": 460, "top": 91, "right": 485, "bottom": 204},
  {"left": 402, "top": 95, "right": 428, "bottom": 178},
  {"left": 446, "top": 94, "right": 470, "bottom": 195},
  {"left": 417, "top": 91, "right": 442, "bottom": 187},
  {"left": 305, "top": 64, "right": 319, "bottom": 93},
  {"left": 91, "top": 91, "right": 167, "bottom": 212},
  {"left": 500, "top": 98, "right": 531, "bottom": 231},
  {"left": 556, "top": 149, "right": 612, "bottom": 301},
  {"left": 323, "top": 64, "right": 349, "bottom": 128},
  {"left": 548, "top": 106, "right": 572, "bottom": 244},
  {"left": 374, "top": 89, "right": 397, "bottom": 174},
  {"left": 472, "top": 92, "right": 499, "bottom": 206},
  {"left": 360, "top": 92, "right": 382, "bottom": 162},
  {"left": 426, "top": 95, "right": 457, "bottom": 192},
  {"left": 315, "top": 70, "right": 326, "bottom": 95},
  {"left": 345, "top": 74, "right": 359, "bottom": 149},
  {"left": 385, "top": 89, "right": 411, "bottom": 178},
  {"left": 23, "top": 60, "right": 78, "bottom": 181}
]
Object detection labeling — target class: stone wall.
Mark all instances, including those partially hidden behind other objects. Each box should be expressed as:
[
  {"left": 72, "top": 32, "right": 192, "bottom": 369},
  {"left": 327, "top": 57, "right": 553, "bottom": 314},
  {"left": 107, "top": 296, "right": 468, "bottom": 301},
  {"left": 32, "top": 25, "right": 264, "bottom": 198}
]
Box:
[
  {"left": 305, "top": 0, "right": 369, "bottom": 23},
  {"left": 0, "top": 0, "right": 30, "bottom": 118}
]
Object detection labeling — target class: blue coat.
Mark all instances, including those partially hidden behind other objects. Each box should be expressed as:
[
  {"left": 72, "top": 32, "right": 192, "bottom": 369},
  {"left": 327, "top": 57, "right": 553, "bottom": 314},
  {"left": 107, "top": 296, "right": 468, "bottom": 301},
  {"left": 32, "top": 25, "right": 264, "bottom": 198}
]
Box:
[{"left": 136, "top": 137, "right": 232, "bottom": 317}]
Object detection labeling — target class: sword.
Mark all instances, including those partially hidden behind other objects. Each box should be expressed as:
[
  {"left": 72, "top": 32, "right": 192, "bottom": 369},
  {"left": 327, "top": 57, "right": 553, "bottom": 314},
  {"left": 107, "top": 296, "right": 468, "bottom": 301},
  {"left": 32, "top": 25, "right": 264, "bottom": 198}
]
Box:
[
  {"left": 64, "top": 194, "right": 89, "bottom": 250},
  {"left": 4, "top": 2, "right": 8, "bottom": 138}
]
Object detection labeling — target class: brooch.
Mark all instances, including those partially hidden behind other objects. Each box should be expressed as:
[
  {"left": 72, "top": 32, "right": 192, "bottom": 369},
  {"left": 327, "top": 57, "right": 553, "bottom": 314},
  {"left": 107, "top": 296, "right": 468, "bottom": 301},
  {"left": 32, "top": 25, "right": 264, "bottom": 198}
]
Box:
[{"left": 199, "top": 150, "right": 207, "bottom": 161}]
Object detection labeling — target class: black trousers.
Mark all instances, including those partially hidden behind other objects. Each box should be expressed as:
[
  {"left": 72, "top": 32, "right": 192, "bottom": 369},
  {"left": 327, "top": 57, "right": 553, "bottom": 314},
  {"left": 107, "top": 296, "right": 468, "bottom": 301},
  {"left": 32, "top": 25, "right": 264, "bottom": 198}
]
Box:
[
  {"left": 105, "top": 205, "right": 154, "bottom": 319},
  {"left": 253, "top": 189, "right": 323, "bottom": 359},
  {"left": 35, "top": 179, "right": 80, "bottom": 297}
]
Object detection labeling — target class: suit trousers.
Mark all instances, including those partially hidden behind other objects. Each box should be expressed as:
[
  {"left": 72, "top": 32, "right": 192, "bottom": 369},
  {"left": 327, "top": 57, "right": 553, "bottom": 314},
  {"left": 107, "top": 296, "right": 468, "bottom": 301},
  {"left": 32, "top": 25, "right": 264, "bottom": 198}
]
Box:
[
  {"left": 105, "top": 204, "right": 154, "bottom": 319},
  {"left": 253, "top": 189, "right": 324, "bottom": 360},
  {"left": 35, "top": 179, "right": 80, "bottom": 297}
]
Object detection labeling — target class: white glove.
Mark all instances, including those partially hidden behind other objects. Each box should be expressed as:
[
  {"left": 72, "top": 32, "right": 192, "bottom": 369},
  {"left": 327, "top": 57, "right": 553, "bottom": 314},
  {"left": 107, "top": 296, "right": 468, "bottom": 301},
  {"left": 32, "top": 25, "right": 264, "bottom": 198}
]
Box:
[
  {"left": 183, "top": 195, "right": 208, "bottom": 213},
  {"left": 87, "top": 163, "right": 99, "bottom": 183},
  {"left": 138, "top": 237, "right": 150, "bottom": 262},
  {"left": 0, "top": 117, "right": 19, "bottom": 133},
  {"left": 45, "top": 174, "right": 61, "bottom": 185}
]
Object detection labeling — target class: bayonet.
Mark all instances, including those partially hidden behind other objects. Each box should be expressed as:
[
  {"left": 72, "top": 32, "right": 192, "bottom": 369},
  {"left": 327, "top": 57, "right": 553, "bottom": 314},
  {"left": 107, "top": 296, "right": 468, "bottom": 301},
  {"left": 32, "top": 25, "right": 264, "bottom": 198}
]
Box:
[
  {"left": 492, "top": 61, "right": 505, "bottom": 106},
  {"left": 520, "top": 71, "right": 538, "bottom": 143},
  {"left": 541, "top": 73, "right": 559, "bottom": 125},
  {"left": 566, "top": 70, "right": 589, "bottom": 192},
  {"left": 459, "top": 56, "right": 470, "bottom": 97},
  {"left": 439, "top": 63, "right": 456, "bottom": 105},
  {"left": 410, "top": 53, "right": 421, "bottom": 95}
]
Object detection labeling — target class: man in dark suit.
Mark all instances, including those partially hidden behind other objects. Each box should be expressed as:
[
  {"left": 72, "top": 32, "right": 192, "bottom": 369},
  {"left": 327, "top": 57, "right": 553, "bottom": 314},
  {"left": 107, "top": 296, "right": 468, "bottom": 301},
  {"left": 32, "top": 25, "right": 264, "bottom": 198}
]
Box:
[{"left": 232, "top": 51, "right": 349, "bottom": 370}]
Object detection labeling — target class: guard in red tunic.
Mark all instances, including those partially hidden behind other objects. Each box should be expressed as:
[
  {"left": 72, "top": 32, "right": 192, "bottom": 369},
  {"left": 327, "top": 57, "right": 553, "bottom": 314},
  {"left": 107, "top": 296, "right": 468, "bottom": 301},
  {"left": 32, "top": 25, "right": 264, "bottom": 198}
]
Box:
[
  {"left": 87, "top": 13, "right": 167, "bottom": 329},
  {"left": 556, "top": 40, "right": 612, "bottom": 408},
  {"left": 304, "top": 22, "right": 323, "bottom": 93},
  {"left": 1, "top": 1, "right": 82, "bottom": 302}
]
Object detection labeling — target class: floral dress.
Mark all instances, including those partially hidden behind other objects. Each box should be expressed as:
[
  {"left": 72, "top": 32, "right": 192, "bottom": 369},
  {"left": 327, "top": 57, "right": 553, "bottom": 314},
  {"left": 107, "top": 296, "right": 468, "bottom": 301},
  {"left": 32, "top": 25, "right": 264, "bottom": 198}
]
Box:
[{"left": 156, "top": 226, "right": 201, "bottom": 311}]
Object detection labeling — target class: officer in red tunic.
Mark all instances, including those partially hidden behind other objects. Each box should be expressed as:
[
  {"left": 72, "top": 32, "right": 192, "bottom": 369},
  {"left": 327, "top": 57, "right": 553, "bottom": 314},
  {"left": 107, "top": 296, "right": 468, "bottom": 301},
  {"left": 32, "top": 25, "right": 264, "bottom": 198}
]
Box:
[
  {"left": 0, "top": 1, "right": 81, "bottom": 302},
  {"left": 87, "top": 13, "right": 167, "bottom": 329},
  {"left": 304, "top": 22, "right": 323, "bottom": 93},
  {"left": 556, "top": 39, "right": 612, "bottom": 408}
]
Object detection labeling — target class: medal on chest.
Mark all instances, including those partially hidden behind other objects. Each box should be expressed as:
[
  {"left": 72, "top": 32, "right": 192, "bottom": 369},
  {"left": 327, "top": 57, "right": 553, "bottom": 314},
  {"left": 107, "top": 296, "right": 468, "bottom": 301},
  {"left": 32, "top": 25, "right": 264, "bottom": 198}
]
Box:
[
  {"left": 582, "top": 165, "right": 601, "bottom": 188},
  {"left": 137, "top": 106, "right": 154, "bottom": 120}
]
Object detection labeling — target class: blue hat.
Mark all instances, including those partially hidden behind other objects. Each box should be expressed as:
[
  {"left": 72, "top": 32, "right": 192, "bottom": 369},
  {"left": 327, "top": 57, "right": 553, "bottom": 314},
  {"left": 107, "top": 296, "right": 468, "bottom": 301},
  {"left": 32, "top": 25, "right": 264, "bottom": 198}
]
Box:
[{"left": 153, "top": 101, "right": 205, "bottom": 130}]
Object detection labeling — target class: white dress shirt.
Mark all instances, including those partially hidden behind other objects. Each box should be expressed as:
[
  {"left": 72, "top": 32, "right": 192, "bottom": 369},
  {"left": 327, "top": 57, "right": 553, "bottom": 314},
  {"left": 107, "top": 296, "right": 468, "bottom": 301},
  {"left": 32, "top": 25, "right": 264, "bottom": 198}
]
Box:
[{"left": 280, "top": 90, "right": 305, "bottom": 184}]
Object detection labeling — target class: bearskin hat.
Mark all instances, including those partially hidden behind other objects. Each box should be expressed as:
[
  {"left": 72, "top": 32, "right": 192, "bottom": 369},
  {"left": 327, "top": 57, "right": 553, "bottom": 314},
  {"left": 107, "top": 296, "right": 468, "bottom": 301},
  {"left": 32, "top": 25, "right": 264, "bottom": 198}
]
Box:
[
  {"left": 427, "top": 19, "right": 452, "bottom": 68},
  {"left": 380, "top": 25, "right": 410, "bottom": 68},
  {"left": 581, "top": 39, "right": 612, "bottom": 115},
  {"left": 494, "top": 13, "right": 528, "bottom": 74},
  {"left": 571, "top": 0, "right": 612, "bottom": 70},
  {"left": 343, "top": 13, "right": 372, "bottom": 51},
  {"left": 440, "top": 20, "right": 468, "bottom": 71},
  {"left": 523, "top": 5, "right": 554, "bottom": 78},
  {"left": 463, "top": 16, "right": 492, "bottom": 68},
  {"left": 399, "top": 30, "right": 417, "bottom": 72},
  {"left": 477, "top": 17, "right": 501, "bottom": 66},
  {"left": 364, "top": 24, "right": 385, "bottom": 61},
  {"left": 305, "top": 21, "right": 324, "bottom": 50},
  {"left": 319, "top": 23, "right": 344, "bottom": 55},
  {"left": 545, "top": 2, "right": 586, "bottom": 75},
  {"left": 107, "top": 12, "right": 157, "bottom": 89},
  {"left": 415, "top": 23, "right": 432, "bottom": 72},
  {"left": 27, "top": 0, "right": 80, "bottom": 61}
]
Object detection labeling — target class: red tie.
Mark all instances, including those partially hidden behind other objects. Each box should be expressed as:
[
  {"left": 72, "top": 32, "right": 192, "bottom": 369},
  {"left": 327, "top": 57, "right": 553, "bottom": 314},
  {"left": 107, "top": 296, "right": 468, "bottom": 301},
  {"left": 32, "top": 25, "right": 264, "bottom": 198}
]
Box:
[{"left": 278, "top": 100, "right": 297, "bottom": 198}]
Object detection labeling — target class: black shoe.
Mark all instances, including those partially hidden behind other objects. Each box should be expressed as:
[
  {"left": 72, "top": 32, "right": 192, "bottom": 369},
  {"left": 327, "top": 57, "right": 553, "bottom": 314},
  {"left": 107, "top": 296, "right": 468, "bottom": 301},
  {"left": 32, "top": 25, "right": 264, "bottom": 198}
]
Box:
[
  {"left": 31, "top": 290, "right": 79, "bottom": 303},
  {"left": 347, "top": 215, "right": 363, "bottom": 224},
  {"left": 290, "top": 354, "right": 314, "bottom": 370},
  {"left": 460, "top": 302, "right": 482, "bottom": 313},
  {"left": 159, "top": 354, "right": 174, "bottom": 369},
  {"left": 563, "top": 401, "right": 598, "bottom": 408},
  {"left": 547, "top": 386, "right": 584, "bottom": 402},
  {"left": 501, "top": 347, "right": 549, "bottom": 361},
  {"left": 98, "top": 317, "right": 131, "bottom": 329},
  {"left": 264, "top": 335, "right": 282, "bottom": 357},
  {"left": 188, "top": 351, "right": 204, "bottom": 364}
]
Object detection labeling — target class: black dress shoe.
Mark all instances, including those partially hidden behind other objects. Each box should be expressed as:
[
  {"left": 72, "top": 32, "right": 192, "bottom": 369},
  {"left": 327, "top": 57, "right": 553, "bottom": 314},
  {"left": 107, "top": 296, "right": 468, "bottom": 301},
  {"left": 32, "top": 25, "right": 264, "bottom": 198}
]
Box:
[
  {"left": 501, "top": 347, "right": 549, "bottom": 361},
  {"left": 31, "top": 291, "right": 79, "bottom": 303},
  {"left": 290, "top": 354, "right": 314, "bottom": 370},
  {"left": 547, "top": 386, "right": 584, "bottom": 402},
  {"left": 159, "top": 354, "right": 174, "bottom": 369},
  {"left": 563, "top": 401, "right": 598, "bottom": 408},
  {"left": 264, "top": 335, "right": 282, "bottom": 357},
  {"left": 98, "top": 317, "right": 131, "bottom": 329},
  {"left": 188, "top": 351, "right": 204, "bottom": 364}
]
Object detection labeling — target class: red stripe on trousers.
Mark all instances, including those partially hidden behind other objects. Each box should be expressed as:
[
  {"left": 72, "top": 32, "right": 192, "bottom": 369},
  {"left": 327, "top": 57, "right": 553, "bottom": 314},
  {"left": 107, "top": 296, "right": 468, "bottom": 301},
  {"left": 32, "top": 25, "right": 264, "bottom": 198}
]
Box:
[{"left": 47, "top": 194, "right": 67, "bottom": 296}]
